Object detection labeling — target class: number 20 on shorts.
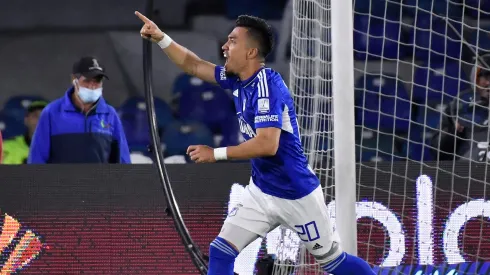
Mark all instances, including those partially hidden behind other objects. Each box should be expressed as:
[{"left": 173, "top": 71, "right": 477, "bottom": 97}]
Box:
[{"left": 294, "top": 221, "right": 320, "bottom": 242}]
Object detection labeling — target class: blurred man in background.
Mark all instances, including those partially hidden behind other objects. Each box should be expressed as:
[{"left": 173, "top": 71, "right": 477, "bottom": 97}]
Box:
[
  {"left": 2, "top": 101, "right": 47, "bottom": 164},
  {"left": 430, "top": 54, "right": 490, "bottom": 162},
  {"left": 28, "top": 56, "right": 131, "bottom": 164}
]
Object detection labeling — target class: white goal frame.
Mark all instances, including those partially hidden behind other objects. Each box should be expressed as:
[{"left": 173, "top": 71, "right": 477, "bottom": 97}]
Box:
[{"left": 330, "top": 0, "right": 358, "bottom": 255}]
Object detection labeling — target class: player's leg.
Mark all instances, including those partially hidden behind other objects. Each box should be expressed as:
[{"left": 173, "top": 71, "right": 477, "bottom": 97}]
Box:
[
  {"left": 208, "top": 223, "right": 258, "bottom": 275},
  {"left": 208, "top": 182, "right": 276, "bottom": 275},
  {"left": 275, "top": 186, "right": 375, "bottom": 275}
]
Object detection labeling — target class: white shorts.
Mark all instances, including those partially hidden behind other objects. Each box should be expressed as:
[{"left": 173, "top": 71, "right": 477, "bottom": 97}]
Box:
[{"left": 223, "top": 178, "right": 340, "bottom": 258}]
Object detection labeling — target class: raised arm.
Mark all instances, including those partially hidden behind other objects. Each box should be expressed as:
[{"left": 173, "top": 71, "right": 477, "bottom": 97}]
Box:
[{"left": 135, "top": 11, "right": 217, "bottom": 84}]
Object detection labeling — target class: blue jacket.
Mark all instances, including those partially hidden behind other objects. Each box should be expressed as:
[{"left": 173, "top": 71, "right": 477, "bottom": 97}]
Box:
[{"left": 28, "top": 88, "right": 131, "bottom": 164}]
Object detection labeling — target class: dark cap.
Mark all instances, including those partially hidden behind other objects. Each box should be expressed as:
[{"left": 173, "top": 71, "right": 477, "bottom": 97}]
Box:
[
  {"left": 72, "top": 56, "right": 109, "bottom": 80},
  {"left": 27, "top": 100, "right": 48, "bottom": 114}
]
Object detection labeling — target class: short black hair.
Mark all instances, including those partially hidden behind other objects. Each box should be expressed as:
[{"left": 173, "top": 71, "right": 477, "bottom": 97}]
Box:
[{"left": 235, "top": 15, "right": 274, "bottom": 60}]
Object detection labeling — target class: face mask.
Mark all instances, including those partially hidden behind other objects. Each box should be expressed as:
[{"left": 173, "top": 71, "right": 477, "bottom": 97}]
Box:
[
  {"left": 78, "top": 86, "right": 102, "bottom": 103},
  {"left": 73, "top": 79, "right": 102, "bottom": 103}
]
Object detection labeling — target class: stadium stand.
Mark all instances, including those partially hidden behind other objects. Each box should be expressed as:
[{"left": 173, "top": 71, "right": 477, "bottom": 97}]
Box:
[
  {"left": 355, "top": 73, "right": 411, "bottom": 133},
  {"left": 173, "top": 73, "right": 240, "bottom": 147},
  {"left": 0, "top": 33, "right": 130, "bottom": 108},
  {"left": 162, "top": 120, "right": 214, "bottom": 158},
  {"left": 119, "top": 96, "right": 175, "bottom": 154},
  {"left": 411, "top": 60, "right": 469, "bottom": 104},
  {"left": 0, "top": 0, "right": 188, "bottom": 30},
  {"left": 108, "top": 30, "right": 221, "bottom": 103},
  {"left": 407, "top": 15, "right": 463, "bottom": 63},
  {"left": 1, "top": 0, "right": 490, "bottom": 164},
  {"left": 353, "top": 14, "right": 406, "bottom": 60}
]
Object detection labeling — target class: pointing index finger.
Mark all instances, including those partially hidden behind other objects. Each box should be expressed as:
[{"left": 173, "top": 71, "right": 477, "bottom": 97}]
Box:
[{"left": 135, "top": 11, "right": 151, "bottom": 23}]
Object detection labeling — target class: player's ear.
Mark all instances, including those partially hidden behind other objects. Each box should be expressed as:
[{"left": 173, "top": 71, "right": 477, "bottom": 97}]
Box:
[{"left": 247, "top": 48, "right": 259, "bottom": 60}]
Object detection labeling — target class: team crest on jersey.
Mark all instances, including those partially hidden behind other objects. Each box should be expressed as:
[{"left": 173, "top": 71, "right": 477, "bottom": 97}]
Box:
[{"left": 258, "top": 98, "right": 270, "bottom": 114}]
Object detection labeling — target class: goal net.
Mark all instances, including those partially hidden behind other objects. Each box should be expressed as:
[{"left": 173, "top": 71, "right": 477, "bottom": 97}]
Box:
[{"left": 271, "top": 0, "right": 490, "bottom": 274}]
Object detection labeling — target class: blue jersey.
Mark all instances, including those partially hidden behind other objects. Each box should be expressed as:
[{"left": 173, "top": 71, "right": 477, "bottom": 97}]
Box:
[{"left": 214, "top": 66, "right": 319, "bottom": 200}]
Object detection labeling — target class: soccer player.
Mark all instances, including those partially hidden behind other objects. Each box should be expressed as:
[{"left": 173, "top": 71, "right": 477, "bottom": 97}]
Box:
[{"left": 135, "top": 11, "right": 375, "bottom": 275}]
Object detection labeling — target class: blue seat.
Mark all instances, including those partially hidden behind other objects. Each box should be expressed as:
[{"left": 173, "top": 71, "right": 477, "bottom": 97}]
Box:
[
  {"left": 468, "top": 26, "right": 490, "bottom": 54},
  {"left": 301, "top": 115, "right": 330, "bottom": 133},
  {"left": 355, "top": 0, "right": 402, "bottom": 20},
  {"left": 416, "top": 105, "right": 444, "bottom": 131},
  {"left": 354, "top": 15, "right": 405, "bottom": 60},
  {"left": 219, "top": 116, "right": 241, "bottom": 147},
  {"left": 173, "top": 73, "right": 241, "bottom": 146},
  {"left": 3, "top": 95, "right": 47, "bottom": 122},
  {"left": 0, "top": 112, "right": 25, "bottom": 139},
  {"left": 118, "top": 96, "right": 171, "bottom": 149},
  {"left": 295, "top": 115, "right": 331, "bottom": 154},
  {"left": 405, "top": 131, "right": 434, "bottom": 161},
  {"left": 161, "top": 120, "right": 214, "bottom": 157},
  {"left": 406, "top": 104, "right": 446, "bottom": 161},
  {"left": 355, "top": 74, "right": 411, "bottom": 133},
  {"left": 172, "top": 73, "right": 211, "bottom": 96},
  {"left": 299, "top": 115, "right": 331, "bottom": 150},
  {"left": 412, "top": 61, "right": 468, "bottom": 104},
  {"left": 406, "top": 126, "right": 434, "bottom": 162},
  {"left": 355, "top": 128, "right": 402, "bottom": 162},
  {"left": 119, "top": 96, "right": 174, "bottom": 131},
  {"left": 120, "top": 110, "right": 150, "bottom": 149},
  {"left": 300, "top": 135, "right": 330, "bottom": 154},
  {"left": 178, "top": 82, "right": 237, "bottom": 134},
  {"left": 464, "top": 0, "right": 490, "bottom": 19},
  {"left": 408, "top": 16, "right": 462, "bottom": 63},
  {"left": 403, "top": 0, "right": 463, "bottom": 19}
]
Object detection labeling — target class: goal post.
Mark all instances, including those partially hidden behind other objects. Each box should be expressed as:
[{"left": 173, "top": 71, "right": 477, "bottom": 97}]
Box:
[
  {"left": 330, "top": 0, "right": 358, "bottom": 256},
  {"left": 272, "top": 0, "right": 490, "bottom": 274},
  {"left": 287, "top": 0, "right": 358, "bottom": 256},
  {"left": 272, "top": 0, "right": 357, "bottom": 273}
]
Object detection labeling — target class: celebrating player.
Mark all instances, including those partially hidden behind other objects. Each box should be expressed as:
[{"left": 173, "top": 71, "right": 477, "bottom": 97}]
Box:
[{"left": 135, "top": 11, "right": 374, "bottom": 275}]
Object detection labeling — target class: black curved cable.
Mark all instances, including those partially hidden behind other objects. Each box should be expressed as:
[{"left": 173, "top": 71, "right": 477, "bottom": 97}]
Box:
[{"left": 142, "top": 0, "right": 208, "bottom": 273}]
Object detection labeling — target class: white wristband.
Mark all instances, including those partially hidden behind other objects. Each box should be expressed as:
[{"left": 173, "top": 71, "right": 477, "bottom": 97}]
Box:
[
  {"left": 214, "top": 147, "right": 228, "bottom": 161},
  {"left": 157, "top": 35, "right": 173, "bottom": 49}
]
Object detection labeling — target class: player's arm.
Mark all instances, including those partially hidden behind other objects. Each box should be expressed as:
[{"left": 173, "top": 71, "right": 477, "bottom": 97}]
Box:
[
  {"left": 188, "top": 75, "right": 287, "bottom": 163},
  {"left": 186, "top": 127, "right": 280, "bottom": 163},
  {"left": 135, "top": 11, "right": 217, "bottom": 84},
  {"left": 226, "top": 128, "right": 280, "bottom": 160},
  {"left": 220, "top": 74, "right": 285, "bottom": 160}
]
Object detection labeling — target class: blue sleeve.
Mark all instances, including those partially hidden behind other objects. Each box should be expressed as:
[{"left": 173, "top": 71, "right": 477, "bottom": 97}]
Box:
[
  {"left": 253, "top": 72, "right": 284, "bottom": 129},
  {"left": 113, "top": 114, "right": 131, "bottom": 164},
  {"left": 214, "top": 65, "right": 236, "bottom": 90},
  {"left": 28, "top": 108, "right": 51, "bottom": 164}
]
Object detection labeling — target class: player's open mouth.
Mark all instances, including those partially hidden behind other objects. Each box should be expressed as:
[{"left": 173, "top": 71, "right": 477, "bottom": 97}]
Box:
[{"left": 224, "top": 52, "right": 229, "bottom": 65}]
